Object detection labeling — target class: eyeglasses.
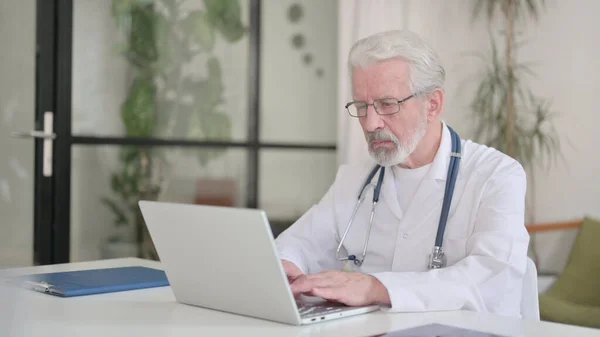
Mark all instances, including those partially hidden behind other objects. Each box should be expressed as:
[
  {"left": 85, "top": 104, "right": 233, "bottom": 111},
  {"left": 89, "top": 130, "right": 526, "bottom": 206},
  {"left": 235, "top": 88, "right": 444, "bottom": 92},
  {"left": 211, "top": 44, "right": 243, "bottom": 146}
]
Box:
[{"left": 345, "top": 94, "right": 416, "bottom": 117}]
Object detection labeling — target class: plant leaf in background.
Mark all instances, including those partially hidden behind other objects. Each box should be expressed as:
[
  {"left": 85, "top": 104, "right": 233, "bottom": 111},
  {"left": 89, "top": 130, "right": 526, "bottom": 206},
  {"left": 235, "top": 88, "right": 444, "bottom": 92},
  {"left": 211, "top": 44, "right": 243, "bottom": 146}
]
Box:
[
  {"left": 101, "top": 197, "right": 129, "bottom": 227},
  {"left": 182, "top": 58, "right": 225, "bottom": 138},
  {"left": 107, "top": 0, "right": 247, "bottom": 258},
  {"left": 467, "top": 0, "right": 559, "bottom": 171},
  {"left": 200, "top": 111, "right": 231, "bottom": 141},
  {"left": 467, "top": 38, "right": 560, "bottom": 170},
  {"left": 204, "top": 0, "right": 246, "bottom": 42},
  {"left": 185, "top": 112, "right": 229, "bottom": 167},
  {"left": 199, "top": 58, "right": 224, "bottom": 108},
  {"left": 182, "top": 10, "right": 215, "bottom": 51},
  {"left": 121, "top": 77, "right": 155, "bottom": 137},
  {"left": 127, "top": 4, "right": 159, "bottom": 70},
  {"left": 471, "top": 0, "right": 547, "bottom": 22},
  {"left": 154, "top": 12, "right": 173, "bottom": 72}
]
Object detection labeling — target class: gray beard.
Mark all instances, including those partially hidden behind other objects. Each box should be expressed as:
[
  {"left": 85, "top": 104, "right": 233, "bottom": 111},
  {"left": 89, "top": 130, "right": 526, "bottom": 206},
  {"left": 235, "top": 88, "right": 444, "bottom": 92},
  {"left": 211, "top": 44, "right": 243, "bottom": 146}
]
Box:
[{"left": 366, "top": 114, "right": 427, "bottom": 167}]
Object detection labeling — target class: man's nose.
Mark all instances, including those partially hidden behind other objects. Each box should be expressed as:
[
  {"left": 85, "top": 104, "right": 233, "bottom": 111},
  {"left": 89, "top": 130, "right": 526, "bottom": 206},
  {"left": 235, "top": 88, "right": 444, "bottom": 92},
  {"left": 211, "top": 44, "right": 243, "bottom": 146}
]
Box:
[{"left": 361, "top": 105, "right": 384, "bottom": 132}]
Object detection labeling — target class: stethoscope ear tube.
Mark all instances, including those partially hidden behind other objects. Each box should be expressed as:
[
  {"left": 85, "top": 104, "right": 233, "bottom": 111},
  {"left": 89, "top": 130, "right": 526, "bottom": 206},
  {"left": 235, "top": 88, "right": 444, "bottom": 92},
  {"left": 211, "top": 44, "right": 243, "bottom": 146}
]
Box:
[
  {"left": 373, "top": 167, "right": 385, "bottom": 202},
  {"left": 358, "top": 165, "right": 382, "bottom": 200},
  {"left": 435, "top": 127, "right": 461, "bottom": 248}
]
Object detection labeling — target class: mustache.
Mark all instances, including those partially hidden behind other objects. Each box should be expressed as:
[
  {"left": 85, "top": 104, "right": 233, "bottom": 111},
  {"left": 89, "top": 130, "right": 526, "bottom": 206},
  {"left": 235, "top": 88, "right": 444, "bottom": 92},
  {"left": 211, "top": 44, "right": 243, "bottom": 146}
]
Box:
[{"left": 367, "top": 130, "right": 399, "bottom": 144}]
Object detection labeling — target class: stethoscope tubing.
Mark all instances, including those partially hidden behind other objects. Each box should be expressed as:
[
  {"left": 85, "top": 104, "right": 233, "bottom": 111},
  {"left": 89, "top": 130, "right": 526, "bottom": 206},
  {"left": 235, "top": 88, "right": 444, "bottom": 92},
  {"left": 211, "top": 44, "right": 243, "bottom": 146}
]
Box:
[{"left": 336, "top": 126, "right": 461, "bottom": 269}]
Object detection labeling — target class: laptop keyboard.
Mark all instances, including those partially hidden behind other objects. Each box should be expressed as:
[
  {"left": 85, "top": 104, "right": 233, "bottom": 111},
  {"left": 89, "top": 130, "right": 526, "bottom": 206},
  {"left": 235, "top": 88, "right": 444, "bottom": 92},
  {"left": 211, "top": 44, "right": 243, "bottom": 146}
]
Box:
[{"left": 297, "top": 301, "right": 348, "bottom": 318}]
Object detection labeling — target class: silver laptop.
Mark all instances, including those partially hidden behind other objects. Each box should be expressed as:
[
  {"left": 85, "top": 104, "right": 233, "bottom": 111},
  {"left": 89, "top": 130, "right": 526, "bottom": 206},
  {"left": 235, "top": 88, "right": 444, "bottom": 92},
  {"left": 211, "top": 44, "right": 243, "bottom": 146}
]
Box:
[{"left": 139, "top": 200, "right": 380, "bottom": 325}]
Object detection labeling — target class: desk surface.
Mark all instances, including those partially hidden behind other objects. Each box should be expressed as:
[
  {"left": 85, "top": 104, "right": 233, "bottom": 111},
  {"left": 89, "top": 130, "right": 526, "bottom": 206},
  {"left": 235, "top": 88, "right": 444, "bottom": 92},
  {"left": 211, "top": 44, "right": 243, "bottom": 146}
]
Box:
[{"left": 1, "top": 258, "right": 599, "bottom": 337}]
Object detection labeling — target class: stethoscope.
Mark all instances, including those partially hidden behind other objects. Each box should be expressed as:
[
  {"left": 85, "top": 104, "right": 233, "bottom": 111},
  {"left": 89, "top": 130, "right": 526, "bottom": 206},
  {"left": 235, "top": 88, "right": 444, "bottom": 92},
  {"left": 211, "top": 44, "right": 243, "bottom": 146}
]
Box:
[{"left": 336, "top": 126, "right": 462, "bottom": 270}]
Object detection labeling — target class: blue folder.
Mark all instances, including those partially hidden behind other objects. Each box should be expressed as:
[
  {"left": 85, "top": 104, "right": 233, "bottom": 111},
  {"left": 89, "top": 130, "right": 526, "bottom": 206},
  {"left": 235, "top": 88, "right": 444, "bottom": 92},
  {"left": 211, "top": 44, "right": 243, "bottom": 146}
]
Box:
[{"left": 17, "top": 266, "right": 169, "bottom": 297}]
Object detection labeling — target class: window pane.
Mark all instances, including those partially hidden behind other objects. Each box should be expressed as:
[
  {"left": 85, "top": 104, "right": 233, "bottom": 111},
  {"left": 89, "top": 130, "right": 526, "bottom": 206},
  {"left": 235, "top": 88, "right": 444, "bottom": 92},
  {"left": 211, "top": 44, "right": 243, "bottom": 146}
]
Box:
[
  {"left": 260, "top": 0, "right": 338, "bottom": 144},
  {"left": 71, "top": 0, "right": 250, "bottom": 141},
  {"left": 0, "top": 0, "right": 35, "bottom": 268},
  {"left": 70, "top": 145, "right": 247, "bottom": 262},
  {"left": 259, "top": 149, "right": 337, "bottom": 236}
]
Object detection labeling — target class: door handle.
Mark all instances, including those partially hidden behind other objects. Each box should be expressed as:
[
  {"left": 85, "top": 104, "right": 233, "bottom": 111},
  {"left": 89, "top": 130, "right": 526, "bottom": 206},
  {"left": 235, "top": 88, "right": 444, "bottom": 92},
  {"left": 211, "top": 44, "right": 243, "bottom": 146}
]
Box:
[
  {"left": 10, "top": 111, "right": 55, "bottom": 177},
  {"left": 10, "top": 130, "right": 56, "bottom": 139}
]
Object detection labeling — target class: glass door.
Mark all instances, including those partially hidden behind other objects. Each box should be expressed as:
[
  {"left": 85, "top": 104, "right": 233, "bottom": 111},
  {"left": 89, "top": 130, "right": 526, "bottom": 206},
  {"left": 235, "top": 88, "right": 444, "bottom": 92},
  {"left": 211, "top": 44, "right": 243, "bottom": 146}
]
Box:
[
  {"left": 1, "top": 0, "right": 61, "bottom": 266},
  {"left": 0, "top": 0, "right": 37, "bottom": 268}
]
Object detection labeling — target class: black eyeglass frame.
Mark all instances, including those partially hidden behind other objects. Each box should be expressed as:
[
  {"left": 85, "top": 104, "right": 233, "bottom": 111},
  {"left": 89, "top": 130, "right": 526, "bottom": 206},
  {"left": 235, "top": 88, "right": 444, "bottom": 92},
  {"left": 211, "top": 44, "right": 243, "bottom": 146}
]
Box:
[{"left": 345, "top": 93, "right": 417, "bottom": 117}]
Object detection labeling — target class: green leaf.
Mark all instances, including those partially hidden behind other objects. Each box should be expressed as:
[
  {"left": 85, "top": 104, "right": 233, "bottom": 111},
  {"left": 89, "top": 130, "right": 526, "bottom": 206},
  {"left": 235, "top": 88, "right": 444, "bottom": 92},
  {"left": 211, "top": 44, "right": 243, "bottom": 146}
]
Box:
[
  {"left": 111, "top": 173, "right": 122, "bottom": 193},
  {"left": 101, "top": 197, "right": 129, "bottom": 227},
  {"left": 119, "top": 147, "right": 140, "bottom": 164},
  {"left": 171, "top": 103, "right": 196, "bottom": 138},
  {"left": 184, "top": 58, "right": 224, "bottom": 110},
  {"left": 470, "top": 0, "right": 546, "bottom": 23},
  {"left": 202, "top": 58, "right": 224, "bottom": 107},
  {"left": 200, "top": 111, "right": 232, "bottom": 141},
  {"left": 127, "top": 4, "right": 159, "bottom": 67},
  {"left": 121, "top": 77, "right": 155, "bottom": 137},
  {"left": 182, "top": 10, "right": 215, "bottom": 51},
  {"left": 203, "top": 0, "right": 246, "bottom": 42}
]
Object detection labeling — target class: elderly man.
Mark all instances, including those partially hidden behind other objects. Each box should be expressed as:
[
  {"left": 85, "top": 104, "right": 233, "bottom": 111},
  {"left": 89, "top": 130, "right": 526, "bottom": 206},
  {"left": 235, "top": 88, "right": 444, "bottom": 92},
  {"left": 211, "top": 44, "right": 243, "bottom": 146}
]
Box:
[{"left": 275, "top": 30, "right": 529, "bottom": 318}]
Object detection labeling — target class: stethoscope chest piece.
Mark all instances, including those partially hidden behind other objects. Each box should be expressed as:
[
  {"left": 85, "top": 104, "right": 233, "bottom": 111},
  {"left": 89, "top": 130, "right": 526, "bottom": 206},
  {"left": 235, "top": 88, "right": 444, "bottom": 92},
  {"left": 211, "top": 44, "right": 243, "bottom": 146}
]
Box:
[{"left": 428, "top": 246, "right": 447, "bottom": 269}]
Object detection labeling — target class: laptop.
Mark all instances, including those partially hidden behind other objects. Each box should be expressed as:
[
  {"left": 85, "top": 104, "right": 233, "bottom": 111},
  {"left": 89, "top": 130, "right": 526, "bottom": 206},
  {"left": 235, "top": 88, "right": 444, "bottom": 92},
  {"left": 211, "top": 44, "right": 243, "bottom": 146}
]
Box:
[{"left": 138, "top": 200, "right": 380, "bottom": 325}]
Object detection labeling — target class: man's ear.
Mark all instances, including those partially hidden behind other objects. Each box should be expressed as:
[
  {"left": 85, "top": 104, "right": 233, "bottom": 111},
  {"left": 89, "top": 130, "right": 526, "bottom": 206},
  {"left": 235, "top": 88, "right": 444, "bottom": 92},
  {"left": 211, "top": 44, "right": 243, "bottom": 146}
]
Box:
[{"left": 426, "top": 89, "right": 444, "bottom": 121}]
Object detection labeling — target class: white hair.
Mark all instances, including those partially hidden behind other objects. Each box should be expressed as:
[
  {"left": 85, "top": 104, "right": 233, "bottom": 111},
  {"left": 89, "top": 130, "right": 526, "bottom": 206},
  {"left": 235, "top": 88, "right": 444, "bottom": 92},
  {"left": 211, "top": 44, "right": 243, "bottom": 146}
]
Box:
[{"left": 348, "top": 30, "right": 445, "bottom": 95}]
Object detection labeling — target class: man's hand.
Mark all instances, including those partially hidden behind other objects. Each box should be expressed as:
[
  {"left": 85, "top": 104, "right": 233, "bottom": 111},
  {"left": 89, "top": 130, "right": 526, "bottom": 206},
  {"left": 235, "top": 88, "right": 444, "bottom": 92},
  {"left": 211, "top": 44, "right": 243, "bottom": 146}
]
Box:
[
  {"left": 282, "top": 260, "right": 304, "bottom": 284},
  {"left": 289, "top": 270, "right": 391, "bottom": 307}
]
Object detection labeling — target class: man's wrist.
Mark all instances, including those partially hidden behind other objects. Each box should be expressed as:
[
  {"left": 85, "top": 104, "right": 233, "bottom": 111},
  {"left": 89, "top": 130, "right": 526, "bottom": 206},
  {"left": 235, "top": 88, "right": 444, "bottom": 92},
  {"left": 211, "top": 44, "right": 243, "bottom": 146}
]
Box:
[{"left": 369, "top": 275, "right": 391, "bottom": 305}]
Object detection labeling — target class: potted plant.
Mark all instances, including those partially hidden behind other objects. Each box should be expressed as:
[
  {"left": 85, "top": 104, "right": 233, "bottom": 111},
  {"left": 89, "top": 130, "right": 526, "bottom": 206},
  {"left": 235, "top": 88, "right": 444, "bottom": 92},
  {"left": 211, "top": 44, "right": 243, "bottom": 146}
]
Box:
[
  {"left": 466, "top": 0, "right": 562, "bottom": 265},
  {"left": 101, "top": 0, "right": 247, "bottom": 260}
]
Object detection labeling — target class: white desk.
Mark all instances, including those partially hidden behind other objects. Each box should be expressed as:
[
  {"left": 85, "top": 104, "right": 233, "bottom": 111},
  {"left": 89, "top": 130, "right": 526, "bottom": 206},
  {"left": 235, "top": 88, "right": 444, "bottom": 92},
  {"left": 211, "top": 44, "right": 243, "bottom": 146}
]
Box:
[{"left": 1, "top": 258, "right": 598, "bottom": 337}]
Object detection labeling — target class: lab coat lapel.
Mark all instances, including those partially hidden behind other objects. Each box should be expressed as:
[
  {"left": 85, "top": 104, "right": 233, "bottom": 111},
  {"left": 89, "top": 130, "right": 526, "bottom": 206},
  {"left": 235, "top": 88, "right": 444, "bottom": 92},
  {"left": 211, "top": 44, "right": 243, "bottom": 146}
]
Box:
[{"left": 397, "top": 123, "right": 453, "bottom": 231}]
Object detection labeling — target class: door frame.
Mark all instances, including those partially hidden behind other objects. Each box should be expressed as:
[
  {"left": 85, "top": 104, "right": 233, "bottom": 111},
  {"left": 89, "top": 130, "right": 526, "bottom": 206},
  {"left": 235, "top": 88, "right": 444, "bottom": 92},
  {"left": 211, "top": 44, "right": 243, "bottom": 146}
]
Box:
[{"left": 34, "top": 0, "right": 73, "bottom": 265}]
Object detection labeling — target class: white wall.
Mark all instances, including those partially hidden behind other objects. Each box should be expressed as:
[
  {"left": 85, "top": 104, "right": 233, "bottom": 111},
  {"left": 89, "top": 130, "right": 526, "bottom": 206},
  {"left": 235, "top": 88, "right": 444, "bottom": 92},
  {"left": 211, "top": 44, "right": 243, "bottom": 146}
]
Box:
[
  {"left": 259, "top": 0, "right": 339, "bottom": 219},
  {"left": 70, "top": 0, "right": 339, "bottom": 261},
  {"left": 260, "top": 0, "right": 338, "bottom": 145},
  {"left": 0, "top": 0, "right": 35, "bottom": 267},
  {"left": 515, "top": 0, "right": 600, "bottom": 273},
  {"left": 393, "top": 0, "right": 600, "bottom": 273}
]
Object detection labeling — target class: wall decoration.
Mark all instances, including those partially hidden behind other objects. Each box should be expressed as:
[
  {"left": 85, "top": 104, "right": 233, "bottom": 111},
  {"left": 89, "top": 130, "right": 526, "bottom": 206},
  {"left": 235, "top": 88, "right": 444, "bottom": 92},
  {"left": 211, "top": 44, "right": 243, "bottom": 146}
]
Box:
[
  {"left": 286, "top": 2, "right": 324, "bottom": 79},
  {"left": 303, "top": 53, "right": 313, "bottom": 65},
  {"left": 291, "top": 33, "right": 305, "bottom": 49},
  {"left": 288, "top": 3, "right": 303, "bottom": 22}
]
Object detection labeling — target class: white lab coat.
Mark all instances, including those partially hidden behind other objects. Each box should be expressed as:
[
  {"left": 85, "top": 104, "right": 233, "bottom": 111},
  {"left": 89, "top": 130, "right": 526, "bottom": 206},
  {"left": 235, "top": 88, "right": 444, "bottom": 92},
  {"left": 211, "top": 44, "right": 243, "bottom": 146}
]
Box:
[{"left": 275, "top": 123, "right": 530, "bottom": 318}]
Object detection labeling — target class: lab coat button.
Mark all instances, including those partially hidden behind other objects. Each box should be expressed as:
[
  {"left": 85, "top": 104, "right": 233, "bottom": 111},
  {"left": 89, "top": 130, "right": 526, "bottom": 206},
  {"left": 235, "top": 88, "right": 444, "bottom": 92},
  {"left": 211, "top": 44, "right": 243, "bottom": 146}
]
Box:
[{"left": 402, "top": 233, "right": 408, "bottom": 239}]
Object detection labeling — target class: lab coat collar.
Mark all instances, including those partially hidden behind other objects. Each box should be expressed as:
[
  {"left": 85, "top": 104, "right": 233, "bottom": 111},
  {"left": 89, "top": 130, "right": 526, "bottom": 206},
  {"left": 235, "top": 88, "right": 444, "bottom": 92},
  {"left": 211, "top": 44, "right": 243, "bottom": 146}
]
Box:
[{"left": 380, "top": 121, "right": 454, "bottom": 222}]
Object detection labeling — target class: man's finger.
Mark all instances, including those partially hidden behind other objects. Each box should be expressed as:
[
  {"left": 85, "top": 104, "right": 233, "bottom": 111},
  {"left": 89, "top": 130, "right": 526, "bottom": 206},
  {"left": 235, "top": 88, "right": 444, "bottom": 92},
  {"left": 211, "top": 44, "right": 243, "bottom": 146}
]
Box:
[
  {"left": 311, "top": 287, "right": 343, "bottom": 302},
  {"left": 303, "top": 270, "right": 339, "bottom": 280},
  {"left": 291, "top": 276, "right": 340, "bottom": 294}
]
